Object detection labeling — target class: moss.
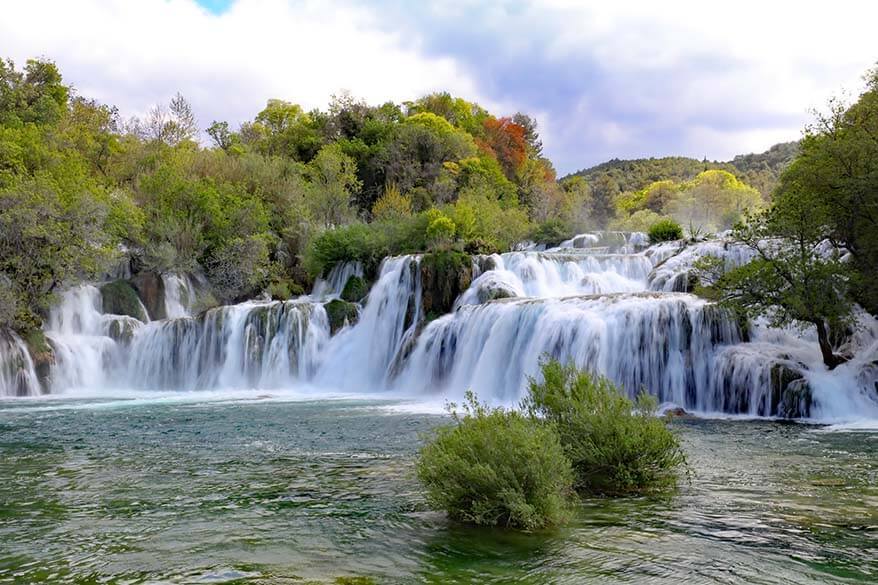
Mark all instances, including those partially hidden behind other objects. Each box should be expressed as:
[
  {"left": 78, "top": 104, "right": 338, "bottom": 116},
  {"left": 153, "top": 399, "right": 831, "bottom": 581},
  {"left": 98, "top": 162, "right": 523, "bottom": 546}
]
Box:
[
  {"left": 101, "top": 280, "right": 148, "bottom": 321},
  {"left": 106, "top": 318, "right": 140, "bottom": 345},
  {"left": 419, "top": 251, "right": 473, "bottom": 318},
  {"left": 324, "top": 299, "right": 359, "bottom": 335},
  {"left": 340, "top": 275, "right": 368, "bottom": 303}
]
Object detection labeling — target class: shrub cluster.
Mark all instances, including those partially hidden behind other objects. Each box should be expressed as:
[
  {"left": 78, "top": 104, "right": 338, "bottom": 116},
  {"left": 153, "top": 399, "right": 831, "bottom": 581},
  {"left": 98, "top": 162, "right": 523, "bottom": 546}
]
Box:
[
  {"left": 416, "top": 359, "right": 687, "bottom": 530},
  {"left": 416, "top": 391, "right": 573, "bottom": 531},
  {"left": 647, "top": 218, "right": 684, "bottom": 243}
]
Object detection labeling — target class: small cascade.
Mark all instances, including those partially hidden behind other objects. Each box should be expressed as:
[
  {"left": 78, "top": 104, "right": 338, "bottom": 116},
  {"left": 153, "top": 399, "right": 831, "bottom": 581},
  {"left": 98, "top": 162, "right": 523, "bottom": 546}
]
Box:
[
  {"left": 163, "top": 273, "right": 197, "bottom": 318},
  {"left": 314, "top": 256, "right": 422, "bottom": 390},
  {"left": 127, "top": 300, "right": 329, "bottom": 390},
  {"left": 312, "top": 261, "right": 364, "bottom": 299},
  {"left": 44, "top": 285, "right": 124, "bottom": 391},
  {"left": 648, "top": 240, "right": 756, "bottom": 292},
  {"left": 0, "top": 330, "right": 41, "bottom": 397}
]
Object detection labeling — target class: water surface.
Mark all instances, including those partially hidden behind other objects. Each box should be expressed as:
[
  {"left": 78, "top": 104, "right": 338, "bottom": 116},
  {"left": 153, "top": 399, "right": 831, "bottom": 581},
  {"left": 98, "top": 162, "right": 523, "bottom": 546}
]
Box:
[{"left": 0, "top": 395, "right": 875, "bottom": 584}]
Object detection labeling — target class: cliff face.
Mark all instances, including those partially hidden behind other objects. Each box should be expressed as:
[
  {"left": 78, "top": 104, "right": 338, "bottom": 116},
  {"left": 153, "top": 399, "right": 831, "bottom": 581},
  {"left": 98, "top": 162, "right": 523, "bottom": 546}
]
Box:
[{"left": 418, "top": 252, "right": 473, "bottom": 321}]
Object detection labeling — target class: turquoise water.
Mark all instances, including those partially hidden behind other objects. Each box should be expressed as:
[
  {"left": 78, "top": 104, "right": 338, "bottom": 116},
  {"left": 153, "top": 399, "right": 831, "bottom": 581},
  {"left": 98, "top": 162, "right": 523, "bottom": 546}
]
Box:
[{"left": 0, "top": 395, "right": 876, "bottom": 584}]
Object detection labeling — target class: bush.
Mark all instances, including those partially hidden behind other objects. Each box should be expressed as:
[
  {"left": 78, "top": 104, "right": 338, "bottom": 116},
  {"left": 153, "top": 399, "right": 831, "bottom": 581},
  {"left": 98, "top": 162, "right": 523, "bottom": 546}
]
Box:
[
  {"left": 523, "top": 359, "right": 686, "bottom": 496},
  {"left": 416, "top": 392, "right": 573, "bottom": 530},
  {"left": 530, "top": 219, "right": 572, "bottom": 247},
  {"left": 340, "top": 275, "right": 367, "bottom": 302},
  {"left": 647, "top": 218, "right": 683, "bottom": 244}
]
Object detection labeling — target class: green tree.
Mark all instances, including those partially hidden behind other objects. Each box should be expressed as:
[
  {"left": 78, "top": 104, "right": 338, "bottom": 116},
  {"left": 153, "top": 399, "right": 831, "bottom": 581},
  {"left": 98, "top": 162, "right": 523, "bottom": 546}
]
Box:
[
  {"left": 697, "top": 188, "right": 852, "bottom": 369},
  {"left": 776, "top": 69, "right": 878, "bottom": 313},
  {"left": 307, "top": 144, "right": 361, "bottom": 228}
]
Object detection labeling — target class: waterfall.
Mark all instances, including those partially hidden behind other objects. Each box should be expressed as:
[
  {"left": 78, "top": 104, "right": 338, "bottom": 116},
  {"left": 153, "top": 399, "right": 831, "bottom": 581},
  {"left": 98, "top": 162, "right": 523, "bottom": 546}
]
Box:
[
  {"left": 163, "top": 273, "right": 196, "bottom": 318},
  {"left": 312, "top": 261, "right": 364, "bottom": 298},
  {"left": 2, "top": 232, "right": 876, "bottom": 422},
  {"left": 314, "top": 256, "right": 422, "bottom": 390},
  {"left": 127, "top": 300, "right": 329, "bottom": 390},
  {"left": 0, "top": 330, "right": 40, "bottom": 397},
  {"left": 44, "top": 285, "right": 124, "bottom": 392},
  {"left": 393, "top": 293, "right": 744, "bottom": 408}
]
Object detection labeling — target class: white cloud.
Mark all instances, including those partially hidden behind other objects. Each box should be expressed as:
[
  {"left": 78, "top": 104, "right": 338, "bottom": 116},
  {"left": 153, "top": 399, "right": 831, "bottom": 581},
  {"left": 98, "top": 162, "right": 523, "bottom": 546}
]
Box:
[
  {"left": 2, "top": 0, "right": 877, "bottom": 172},
  {"left": 0, "top": 0, "right": 487, "bottom": 133}
]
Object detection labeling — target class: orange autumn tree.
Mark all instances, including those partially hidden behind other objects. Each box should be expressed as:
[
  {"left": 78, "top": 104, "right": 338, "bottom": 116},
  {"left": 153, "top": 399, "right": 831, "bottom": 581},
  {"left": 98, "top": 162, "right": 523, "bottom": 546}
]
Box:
[{"left": 480, "top": 116, "right": 528, "bottom": 179}]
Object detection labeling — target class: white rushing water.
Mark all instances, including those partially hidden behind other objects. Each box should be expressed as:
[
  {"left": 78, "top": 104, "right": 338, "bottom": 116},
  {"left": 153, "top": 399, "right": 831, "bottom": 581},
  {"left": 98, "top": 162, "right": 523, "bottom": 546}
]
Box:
[{"left": 2, "top": 234, "right": 877, "bottom": 422}]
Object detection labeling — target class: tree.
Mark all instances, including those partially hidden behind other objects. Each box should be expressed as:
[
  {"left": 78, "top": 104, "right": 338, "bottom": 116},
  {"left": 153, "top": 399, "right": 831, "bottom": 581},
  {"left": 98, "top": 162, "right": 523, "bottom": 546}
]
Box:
[
  {"left": 589, "top": 173, "right": 619, "bottom": 228},
  {"left": 776, "top": 69, "right": 878, "bottom": 313},
  {"left": 697, "top": 187, "right": 852, "bottom": 369},
  {"left": 307, "top": 144, "right": 361, "bottom": 228},
  {"left": 0, "top": 177, "right": 113, "bottom": 329},
  {"left": 371, "top": 183, "right": 411, "bottom": 221}
]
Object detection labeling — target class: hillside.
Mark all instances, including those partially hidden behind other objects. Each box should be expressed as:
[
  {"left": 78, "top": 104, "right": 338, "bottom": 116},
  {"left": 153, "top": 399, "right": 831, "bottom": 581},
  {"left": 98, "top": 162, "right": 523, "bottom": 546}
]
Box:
[{"left": 566, "top": 141, "right": 799, "bottom": 198}]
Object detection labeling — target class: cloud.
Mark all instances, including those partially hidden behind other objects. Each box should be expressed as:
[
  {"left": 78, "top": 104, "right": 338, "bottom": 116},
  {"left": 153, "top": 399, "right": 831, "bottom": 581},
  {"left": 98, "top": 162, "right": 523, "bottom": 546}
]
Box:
[
  {"left": 0, "top": 0, "right": 488, "bottom": 144},
  {"left": 2, "top": 0, "right": 877, "bottom": 174}
]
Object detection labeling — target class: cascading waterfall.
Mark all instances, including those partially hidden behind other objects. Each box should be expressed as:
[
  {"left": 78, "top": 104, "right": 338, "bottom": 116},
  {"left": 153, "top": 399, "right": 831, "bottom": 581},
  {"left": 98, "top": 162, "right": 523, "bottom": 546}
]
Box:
[
  {"left": 0, "top": 330, "right": 40, "bottom": 397},
  {"left": 393, "top": 293, "right": 745, "bottom": 409},
  {"left": 314, "top": 256, "right": 422, "bottom": 390},
  {"left": 44, "top": 285, "right": 126, "bottom": 392},
  {"left": 127, "top": 300, "right": 329, "bottom": 390},
  {"left": 2, "top": 232, "right": 877, "bottom": 422},
  {"left": 163, "top": 273, "right": 197, "bottom": 318}
]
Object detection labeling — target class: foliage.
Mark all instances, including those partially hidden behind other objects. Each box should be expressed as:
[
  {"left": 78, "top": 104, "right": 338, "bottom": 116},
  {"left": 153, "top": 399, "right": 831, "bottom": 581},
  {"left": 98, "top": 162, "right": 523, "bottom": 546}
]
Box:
[
  {"left": 523, "top": 359, "right": 687, "bottom": 496},
  {"left": 417, "top": 391, "right": 573, "bottom": 530},
  {"left": 695, "top": 190, "right": 852, "bottom": 368},
  {"left": 426, "top": 213, "right": 457, "bottom": 249},
  {"left": 340, "top": 275, "right": 368, "bottom": 303},
  {"left": 775, "top": 71, "right": 878, "bottom": 314},
  {"left": 205, "top": 234, "right": 273, "bottom": 303},
  {"left": 530, "top": 219, "right": 572, "bottom": 247},
  {"left": 324, "top": 299, "right": 359, "bottom": 334},
  {"left": 647, "top": 218, "right": 683, "bottom": 243},
  {"left": 609, "top": 209, "right": 664, "bottom": 232},
  {"left": 371, "top": 183, "right": 412, "bottom": 221},
  {"left": 0, "top": 175, "right": 114, "bottom": 329},
  {"left": 99, "top": 280, "right": 147, "bottom": 321}
]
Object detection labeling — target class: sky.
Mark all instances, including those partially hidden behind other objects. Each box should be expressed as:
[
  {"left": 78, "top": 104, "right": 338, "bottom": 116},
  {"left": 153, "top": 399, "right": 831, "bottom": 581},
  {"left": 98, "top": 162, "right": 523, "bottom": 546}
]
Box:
[{"left": 2, "top": 0, "right": 877, "bottom": 174}]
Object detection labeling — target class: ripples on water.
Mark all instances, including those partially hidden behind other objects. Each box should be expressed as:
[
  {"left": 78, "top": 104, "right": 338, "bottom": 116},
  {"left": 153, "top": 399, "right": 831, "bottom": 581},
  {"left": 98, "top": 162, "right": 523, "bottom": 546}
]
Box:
[{"left": 0, "top": 397, "right": 875, "bottom": 584}]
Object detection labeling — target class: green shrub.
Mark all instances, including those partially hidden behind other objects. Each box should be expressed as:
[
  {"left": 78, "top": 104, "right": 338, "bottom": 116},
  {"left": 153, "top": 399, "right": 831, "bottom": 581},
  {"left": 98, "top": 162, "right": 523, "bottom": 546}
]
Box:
[
  {"left": 530, "top": 219, "right": 572, "bottom": 247},
  {"left": 100, "top": 280, "right": 148, "bottom": 321},
  {"left": 416, "top": 392, "right": 573, "bottom": 530},
  {"left": 647, "top": 218, "right": 683, "bottom": 243},
  {"left": 523, "top": 359, "right": 687, "bottom": 496}
]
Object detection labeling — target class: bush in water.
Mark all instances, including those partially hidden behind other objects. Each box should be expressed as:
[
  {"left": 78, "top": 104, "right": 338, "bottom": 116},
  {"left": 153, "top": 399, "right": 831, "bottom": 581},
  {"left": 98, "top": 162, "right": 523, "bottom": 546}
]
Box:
[
  {"left": 416, "top": 391, "right": 573, "bottom": 530},
  {"left": 523, "top": 359, "right": 687, "bottom": 496},
  {"left": 647, "top": 218, "right": 684, "bottom": 243}
]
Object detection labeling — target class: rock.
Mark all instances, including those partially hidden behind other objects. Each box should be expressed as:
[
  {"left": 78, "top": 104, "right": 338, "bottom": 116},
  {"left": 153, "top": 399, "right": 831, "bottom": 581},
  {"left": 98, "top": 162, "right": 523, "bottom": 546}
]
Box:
[
  {"left": 106, "top": 317, "right": 142, "bottom": 346},
  {"left": 22, "top": 329, "right": 54, "bottom": 393},
  {"left": 100, "top": 280, "right": 148, "bottom": 322},
  {"left": 341, "top": 275, "right": 368, "bottom": 303},
  {"left": 663, "top": 406, "right": 690, "bottom": 418},
  {"left": 131, "top": 272, "right": 166, "bottom": 320},
  {"left": 419, "top": 252, "right": 473, "bottom": 320},
  {"left": 324, "top": 299, "right": 359, "bottom": 335},
  {"left": 770, "top": 363, "right": 812, "bottom": 418}
]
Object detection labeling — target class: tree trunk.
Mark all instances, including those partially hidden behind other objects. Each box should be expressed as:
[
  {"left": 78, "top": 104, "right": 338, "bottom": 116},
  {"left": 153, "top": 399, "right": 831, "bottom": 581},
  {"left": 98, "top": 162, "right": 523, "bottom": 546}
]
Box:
[{"left": 814, "top": 319, "right": 848, "bottom": 370}]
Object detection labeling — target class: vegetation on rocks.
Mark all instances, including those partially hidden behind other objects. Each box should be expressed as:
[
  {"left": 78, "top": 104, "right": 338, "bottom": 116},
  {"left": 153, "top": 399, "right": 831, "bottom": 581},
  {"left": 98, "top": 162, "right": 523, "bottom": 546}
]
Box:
[
  {"left": 324, "top": 299, "right": 359, "bottom": 334},
  {"left": 100, "top": 280, "right": 147, "bottom": 321}
]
